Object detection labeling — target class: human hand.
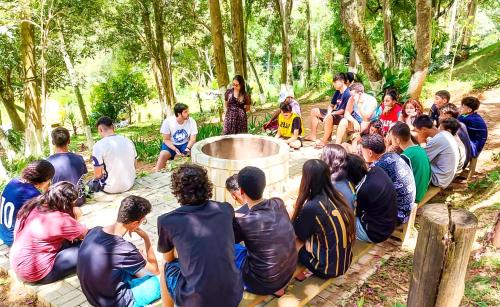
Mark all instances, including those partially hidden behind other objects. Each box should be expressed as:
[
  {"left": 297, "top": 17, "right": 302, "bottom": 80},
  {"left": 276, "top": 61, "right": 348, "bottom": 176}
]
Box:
[
  {"left": 133, "top": 227, "right": 149, "bottom": 240},
  {"left": 353, "top": 121, "right": 361, "bottom": 132}
]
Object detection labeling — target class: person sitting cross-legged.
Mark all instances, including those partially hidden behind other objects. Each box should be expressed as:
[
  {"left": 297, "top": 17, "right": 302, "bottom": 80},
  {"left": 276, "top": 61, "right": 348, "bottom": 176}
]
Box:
[
  {"left": 439, "top": 118, "right": 466, "bottom": 173},
  {"left": 292, "top": 159, "right": 355, "bottom": 280},
  {"left": 0, "top": 160, "right": 54, "bottom": 247},
  {"left": 78, "top": 195, "right": 160, "bottom": 307},
  {"left": 305, "top": 72, "right": 351, "bottom": 148},
  {"left": 389, "top": 122, "right": 431, "bottom": 204},
  {"left": 153, "top": 103, "right": 198, "bottom": 172},
  {"left": 275, "top": 102, "right": 304, "bottom": 149},
  {"left": 345, "top": 154, "right": 397, "bottom": 243},
  {"left": 263, "top": 87, "right": 301, "bottom": 133},
  {"left": 47, "top": 127, "right": 88, "bottom": 206},
  {"left": 458, "top": 96, "right": 488, "bottom": 159},
  {"left": 10, "top": 182, "right": 87, "bottom": 284},
  {"left": 414, "top": 115, "right": 459, "bottom": 189},
  {"left": 90, "top": 116, "right": 137, "bottom": 193},
  {"left": 158, "top": 164, "right": 243, "bottom": 307},
  {"left": 439, "top": 103, "right": 472, "bottom": 170},
  {"left": 233, "top": 166, "right": 297, "bottom": 296}
]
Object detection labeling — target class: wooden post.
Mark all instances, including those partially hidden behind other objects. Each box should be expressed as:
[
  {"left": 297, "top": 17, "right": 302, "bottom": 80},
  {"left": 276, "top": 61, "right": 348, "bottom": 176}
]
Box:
[{"left": 407, "top": 203, "right": 478, "bottom": 307}]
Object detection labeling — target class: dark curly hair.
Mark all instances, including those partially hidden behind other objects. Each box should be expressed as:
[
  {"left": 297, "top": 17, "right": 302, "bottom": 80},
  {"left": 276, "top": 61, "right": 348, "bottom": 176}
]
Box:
[
  {"left": 21, "top": 160, "right": 55, "bottom": 184},
  {"left": 171, "top": 163, "right": 213, "bottom": 205},
  {"left": 117, "top": 195, "right": 151, "bottom": 224}
]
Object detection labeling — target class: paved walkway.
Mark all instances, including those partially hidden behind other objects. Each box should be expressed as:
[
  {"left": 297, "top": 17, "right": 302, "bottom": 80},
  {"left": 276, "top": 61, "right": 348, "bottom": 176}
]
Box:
[{"left": 0, "top": 145, "right": 325, "bottom": 307}]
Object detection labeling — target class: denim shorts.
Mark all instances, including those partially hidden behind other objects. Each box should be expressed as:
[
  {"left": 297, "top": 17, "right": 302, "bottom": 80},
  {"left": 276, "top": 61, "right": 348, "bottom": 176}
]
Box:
[{"left": 161, "top": 142, "right": 188, "bottom": 160}]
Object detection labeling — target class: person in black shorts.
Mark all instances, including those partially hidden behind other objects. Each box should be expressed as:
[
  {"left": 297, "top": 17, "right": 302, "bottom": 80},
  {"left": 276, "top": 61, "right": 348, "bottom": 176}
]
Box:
[{"left": 305, "top": 73, "right": 351, "bottom": 148}]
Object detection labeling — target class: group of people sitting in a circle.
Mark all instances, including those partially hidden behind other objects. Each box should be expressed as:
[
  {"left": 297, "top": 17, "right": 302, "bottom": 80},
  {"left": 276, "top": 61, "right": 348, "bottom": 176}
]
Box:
[{"left": 0, "top": 72, "right": 489, "bottom": 307}]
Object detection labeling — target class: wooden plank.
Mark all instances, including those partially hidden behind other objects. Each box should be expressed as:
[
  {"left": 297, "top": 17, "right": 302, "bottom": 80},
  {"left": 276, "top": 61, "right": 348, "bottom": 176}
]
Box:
[
  {"left": 466, "top": 157, "right": 478, "bottom": 181},
  {"left": 265, "top": 240, "right": 374, "bottom": 307},
  {"left": 417, "top": 185, "right": 441, "bottom": 209},
  {"left": 392, "top": 202, "right": 418, "bottom": 246}
]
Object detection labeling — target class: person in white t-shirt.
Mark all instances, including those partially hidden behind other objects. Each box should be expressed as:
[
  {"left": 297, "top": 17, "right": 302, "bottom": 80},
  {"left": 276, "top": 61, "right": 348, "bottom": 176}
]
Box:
[
  {"left": 90, "top": 116, "right": 137, "bottom": 194},
  {"left": 153, "top": 103, "right": 198, "bottom": 172}
]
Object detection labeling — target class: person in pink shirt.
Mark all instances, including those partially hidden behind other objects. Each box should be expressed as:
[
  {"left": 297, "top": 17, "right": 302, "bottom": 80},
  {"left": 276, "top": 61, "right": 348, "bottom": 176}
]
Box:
[{"left": 10, "top": 182, "right": 88, "bottom": 284}]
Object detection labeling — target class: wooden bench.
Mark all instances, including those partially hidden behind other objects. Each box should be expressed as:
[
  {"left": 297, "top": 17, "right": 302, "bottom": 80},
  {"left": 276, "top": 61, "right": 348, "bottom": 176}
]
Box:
[
  {"left": 238, "top": 240, "right": 374, "bottom": 307},
  {"left": 466, "top": 157, "right": 478, "bottom": 181},
  {"left": 417, "top": 185, "right": 442, "bottom": 209},
  {"left": 391, "top": 202, "right": 418, "bottom": 246}
]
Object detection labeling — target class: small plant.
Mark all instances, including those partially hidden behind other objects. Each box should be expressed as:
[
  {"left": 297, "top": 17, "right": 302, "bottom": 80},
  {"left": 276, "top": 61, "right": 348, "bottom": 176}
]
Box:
[
  {"left": 248, "top": 115, "right": 270, "bottom": 135},
  {"left": 196, "top": 123, "right": 223, "bottom": 141},
  {"left": 131, "top": 136, "right": 162, "bottom": 163},
  {"left": 468, "top": 170, "right": 500, "bottom": 190}
]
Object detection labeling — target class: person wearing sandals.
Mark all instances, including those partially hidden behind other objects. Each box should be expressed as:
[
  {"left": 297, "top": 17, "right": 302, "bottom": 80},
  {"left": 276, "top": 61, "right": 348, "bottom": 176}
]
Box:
[{"left": 292, "top": 159, "right": 356, "bottom": 280}]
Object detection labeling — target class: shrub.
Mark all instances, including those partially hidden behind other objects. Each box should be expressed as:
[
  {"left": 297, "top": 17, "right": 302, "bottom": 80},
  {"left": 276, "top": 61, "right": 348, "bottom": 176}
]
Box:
[
  {"left": 131, "top": 136, "right": 161, "bottom": 163},
  {"left": 196, "top": 123, "right": 223, "bottom": 142}
]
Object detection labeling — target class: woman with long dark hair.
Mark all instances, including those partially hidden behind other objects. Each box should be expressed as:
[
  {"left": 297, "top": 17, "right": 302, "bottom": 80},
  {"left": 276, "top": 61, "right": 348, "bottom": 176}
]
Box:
[
  {"left": 223, "top": 75, "right": 252, "bottom": 134},
  {"left": 10, "top": 182, "right": 88, "bottom": 284},
  {"left": 292, "top": 159, "right": 356, "bottom": 280},
  {"left": 320, "top": 144, "right": 356, "bottom": 210}
]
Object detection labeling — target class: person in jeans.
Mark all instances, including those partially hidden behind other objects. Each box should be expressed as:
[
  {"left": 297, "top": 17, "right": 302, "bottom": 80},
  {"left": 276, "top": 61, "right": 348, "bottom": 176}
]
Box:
[
  {"left": 47, "top": 127, "right": 88, "bottom": 206},
  {"left": 0, "top": 160, "right": 54, "bottom": 246},
  {"left": 10, "top": 182, "right": 87, "bottom": 284},
  {"left": 345, "top": 154, "right": 397, "bottom": 243},
  {"left": 78, "top": 195, "right": 160, "bottom": 307},
  {"left": 158, "top": 164, "right": 242, "bottom": 307},
  {"left": 292, "top": 159, "right": 355, "bottom": 280},
  {"left": 233, "top": 166, "right": 297, "bottom": 296}
]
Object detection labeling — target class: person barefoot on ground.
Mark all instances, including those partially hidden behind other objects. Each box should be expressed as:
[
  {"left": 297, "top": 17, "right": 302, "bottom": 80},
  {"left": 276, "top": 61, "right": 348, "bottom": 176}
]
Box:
[
  {"left": 429, "top": 90, "right": 450, "bottom": 126},
  {"left": 345, "top": 154, "right": 397, "bottom": 243},
  {"left": 47, "top": 127, "right": 88, "bottom": 206},
  {"left": 10, "top": 182, "right": 87, "bottom": 284},
  {"left": 439, "top": 103, "right": 472, "bottom": 170},
  {"left": 336, "top": 82, "right": 377, "bottom": 144},
  {"left": 233, "top": 166, "right": 297, "bottom": 296},
  {"left": 458, "top": 96, "right": 488, "bottom": 159},
  {"left": 78, "top": 196, "right": 160, "bottom": 307},
  {"left": 223, "top": 75, "right": 252, "bottom": 135},
  {"left": 263, "top": 87, "right": 301, "bottom": 133},
  {"left": 292, "top": 159, "right": 356, "bottom": 280},
  {"left": 90, "top": 116, "right": 137, "bottom": 193},
  {"left": 414, "top": 115, "right": 459, "bottom": 189},
  {"left": 158, "top": 164, "right": 243, "bottom": 307},
  {"left": 389, "top": 122, "right": 431, "bottom": 204},
  {"left": 305, "top": 73, "right": 351, "bottom": 147},
  {"left": 153, "top": 103, "right": 197, "bottom": 172},
  {"left": 376, "top": 90, "right": 402, "bottom": 135},
  {"left": 320, "top": 144, "right": 356, "bottom": 211},
  {"left": 0, "top": 160, "right": 54, "bottom": 246},
  {"left": 398, "top": 99, "right": 423, "bottom": 131},
  {"left": 275, "top": 102, "right": 304, "bottom": 150}
]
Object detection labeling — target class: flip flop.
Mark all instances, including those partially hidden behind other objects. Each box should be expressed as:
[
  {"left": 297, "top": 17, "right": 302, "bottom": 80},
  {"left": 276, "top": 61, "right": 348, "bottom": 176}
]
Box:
[
  {"left": 295, "top": 269, "right": 313, "bottom": 282},
  {"left": 314, "top": 142, "right": 326, "bottom": 149}
]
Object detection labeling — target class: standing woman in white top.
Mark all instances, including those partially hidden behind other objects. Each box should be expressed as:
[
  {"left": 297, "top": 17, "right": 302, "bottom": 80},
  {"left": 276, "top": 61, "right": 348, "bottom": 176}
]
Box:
[{"left": 153, "top": 103, "right": 198, "bottom": 172}]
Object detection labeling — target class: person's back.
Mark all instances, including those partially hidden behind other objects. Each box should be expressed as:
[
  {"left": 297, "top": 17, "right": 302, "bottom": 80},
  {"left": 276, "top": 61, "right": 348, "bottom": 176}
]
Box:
[
  {"left": 92, "top": 134, "right": 136, "bottom": 193},
  {"left": 158, "top": 200, "right": 243, "bottom": 306},
  {"left": 332, "top": 179, "right": 356, "bottom": 211},
  {"left": 457, "top": 122, "right": 472, "bottom": 168},
  {"left": 234, "top": 197, "right": 297, "bottom": 294},
  {"left": 47, "top": 152, "right": 87, "bottom": 205},
  {"left": 425, "top": 130, "right": 459, "bottom": 188},
  {"left": 459, "top": 112, "right": 487, "bottom": 157},
  {"left": 356, "top": 166, "right": 397, "bottom": 243},
  {"left": 374, "top": 152, "right": 416, "bottom": 224},
  {"left": 401, "top": 145, "right": 431, "bottom": 203}
]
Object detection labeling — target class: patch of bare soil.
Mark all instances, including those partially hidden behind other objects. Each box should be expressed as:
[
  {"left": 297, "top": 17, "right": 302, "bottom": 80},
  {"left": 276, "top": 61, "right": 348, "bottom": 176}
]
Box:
[{"left": 0, "top": 272, "right": 38, "bottom": 307}]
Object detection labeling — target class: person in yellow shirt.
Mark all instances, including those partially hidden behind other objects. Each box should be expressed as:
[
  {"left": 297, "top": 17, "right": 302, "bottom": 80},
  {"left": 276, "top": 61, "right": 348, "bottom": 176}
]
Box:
[{"left": 276, "top": 102, "right": 304, "bottom": 149}]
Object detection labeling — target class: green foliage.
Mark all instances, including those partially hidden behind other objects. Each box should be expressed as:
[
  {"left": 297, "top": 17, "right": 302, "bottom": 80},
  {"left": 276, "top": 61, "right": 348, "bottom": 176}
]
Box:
[
  {"left": 131, "top": 136, "right": 161, "bottom": 163},
  {"left": 196, "top": 123, "right": 223, "bottom": 142},
  {"left": 4, "top": 129, "right": 24, "bottom": 153},
  {"left": 247, "top": 114, "right": 272, "bottom": 135},
  {"left": 468, "top": 170, "right": 500, "bottom": 190},
  {"left": 464, "top": 275, "right": 499, "bottom": 306},
  {"left": 379, "top": 66, "right": 411, "bottom": 102},
  {"left": 90, "top": 64, "right": 150, "bottom": 125}
]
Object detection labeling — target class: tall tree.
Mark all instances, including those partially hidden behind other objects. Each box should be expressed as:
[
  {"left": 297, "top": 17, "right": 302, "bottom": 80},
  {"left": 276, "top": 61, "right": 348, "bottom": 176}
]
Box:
[
  {"left": 208, "top": 0, "right": 230, "bottom": 91},
  {"left": 275, "top": 0, "right": 293, "bottom": 86},
  {"left": 445, "top": 0, "right": 459, "bottom": 55},
  {"left": 305, "top": 0, "right": 311, "bottom": 85},
  {"left": 408, "top": 0, "right": 432, "bottom": 99},
  {"left": 348, "top": 0, "right": 366, "bottom": 72},
  {"left": 230, "top": 0, "right": 247, "bottom": 78},
  {"left": 459, "top": 0, "right": 478, "bottom": 58},
  {"left": 382, "top": 0, "right": 396, "bottom": 69},
  {"left": 20, "top": 0, "right": 43, "bottom": 156},
  {"left": 340, "top": 0, "right": 382, "bottom": 85}
]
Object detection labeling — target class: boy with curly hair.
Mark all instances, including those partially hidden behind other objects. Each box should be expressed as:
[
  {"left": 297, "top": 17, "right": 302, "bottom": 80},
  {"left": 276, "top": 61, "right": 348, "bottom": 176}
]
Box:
[{"left": 157, "top": 164, "right": 243, "bottom": 307}]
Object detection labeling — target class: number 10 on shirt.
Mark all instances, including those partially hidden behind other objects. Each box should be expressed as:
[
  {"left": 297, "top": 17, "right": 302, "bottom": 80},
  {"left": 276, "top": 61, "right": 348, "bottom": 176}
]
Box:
[{"left": 0, "top": 196, "right": 15, "bottom": 229}]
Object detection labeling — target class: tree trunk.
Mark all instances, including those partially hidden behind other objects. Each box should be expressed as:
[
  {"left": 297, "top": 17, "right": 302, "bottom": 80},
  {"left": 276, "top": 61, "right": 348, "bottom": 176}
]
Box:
[
  {"left": 339, "top": 0, "right": 382, "bottom": 86},
  {"left": 382, "top": 0, "right": 396, "bottom": 69},
  {"left": 208, "top": 0, "right": 230, "bottom": 91},
  {"left": 444, "top": 0, "right": 458, "bottom": 55},
  {"left": 407, "top": 203, "right": 478, "bottom": 307},
  {"left": 151, "top": 59, "right": 167, "bottom": 118},
  {"left": 57, "top": 29, "right": 94, "bottom": 150},
  {"left": 230, "top": 0, "right": 247, "bottom": 79},
  {"left": 276, "top": 0, "right": 294, "bottom": 87},
  {"left": 459, "top": 0, "right": 477, "bottom": 59},
  {"left": 0, "top": 69, "right": 25, "bottom": 131},
  {"left": 305, "top": 0, "right": 311, "bottom": 86},
  {"left": 248, "top": 54, "right": 265, "bottom": 104},
  {"left": 348, "top": 0, "right": 367, "bottom": 73},
  {"left": 20, "top": 0, "right": 43, "bottom": 157},
  {"left": 408, "top": 0, "right": 432, "bottom": 99}
]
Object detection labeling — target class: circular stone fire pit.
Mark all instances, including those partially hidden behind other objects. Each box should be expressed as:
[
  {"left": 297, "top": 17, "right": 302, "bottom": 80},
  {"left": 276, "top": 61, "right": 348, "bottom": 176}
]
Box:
[{"left": 191, "top": 134, "right": 290, "bottom": 205}]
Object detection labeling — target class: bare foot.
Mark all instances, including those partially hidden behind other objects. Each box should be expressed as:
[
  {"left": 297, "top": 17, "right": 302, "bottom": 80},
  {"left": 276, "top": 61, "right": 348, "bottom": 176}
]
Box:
[
  {"left": 303, "top": 136, "right": 316, "bottom": 142},
  {"left": 314, "top": 141, "right": 327, "bottom": 149}
]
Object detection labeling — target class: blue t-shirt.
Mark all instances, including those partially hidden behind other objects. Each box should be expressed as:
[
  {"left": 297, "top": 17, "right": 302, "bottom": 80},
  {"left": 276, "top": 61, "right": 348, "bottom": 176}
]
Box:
[
  {"left": 0, "top": 179, "right": 41, "bottom": 246},
  {"left": 458, "top": 113, "right": 488, "bottom": 157},
  {"left": 374, "top": 153, "right": 416, "bottom": 225},
  {"left": 47, "top": 152, "right": 87, "bottom": 205},
  {"left": 157, "top": 201, "right": 243, "bottom": 307},
  {"left": 77, "top": 227, "right": 146, "bottom": 307},
  {"left": 333, "top": 179, "right": 356, "bottom": 211},
  {"left": 330, "top": 88, "right": 351, "bottom": 112}
]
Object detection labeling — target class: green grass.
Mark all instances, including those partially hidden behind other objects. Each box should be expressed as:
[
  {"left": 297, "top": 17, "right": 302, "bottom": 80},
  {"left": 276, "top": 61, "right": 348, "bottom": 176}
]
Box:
[{"left": 464, "top": 275, "right": 499, "bottom": 307}]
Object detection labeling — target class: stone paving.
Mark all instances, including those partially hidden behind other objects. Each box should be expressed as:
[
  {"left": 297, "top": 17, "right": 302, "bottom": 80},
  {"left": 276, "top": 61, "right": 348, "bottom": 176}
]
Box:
[{"left": 0, "top": 145, "right": 349, "bottom": 307}]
